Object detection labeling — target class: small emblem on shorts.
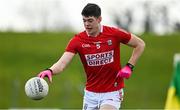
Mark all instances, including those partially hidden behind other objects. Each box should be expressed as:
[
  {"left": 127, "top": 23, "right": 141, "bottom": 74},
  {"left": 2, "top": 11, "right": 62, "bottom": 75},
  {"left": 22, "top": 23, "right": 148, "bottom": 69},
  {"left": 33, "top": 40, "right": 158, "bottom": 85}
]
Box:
[{"left": 84, "top": 103, "right": 88, "bottom": 110}]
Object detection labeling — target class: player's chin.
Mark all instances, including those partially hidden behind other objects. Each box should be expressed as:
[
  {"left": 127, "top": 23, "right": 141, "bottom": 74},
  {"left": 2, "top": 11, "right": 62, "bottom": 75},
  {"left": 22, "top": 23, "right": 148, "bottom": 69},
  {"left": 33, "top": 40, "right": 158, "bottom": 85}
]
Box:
[
  {"left": 86, "top": 29, "right": 91, "bottom": 32},
  {"left": 86, "top": 30, "right": 93, "bottom": 35}
]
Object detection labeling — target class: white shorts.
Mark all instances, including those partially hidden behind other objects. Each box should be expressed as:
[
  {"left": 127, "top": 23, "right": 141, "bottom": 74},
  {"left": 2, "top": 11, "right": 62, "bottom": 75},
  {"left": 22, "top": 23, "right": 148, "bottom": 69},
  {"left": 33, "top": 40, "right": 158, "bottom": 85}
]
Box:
[{"left": 83, "top": 89, "right": 124, "bottom": 110}]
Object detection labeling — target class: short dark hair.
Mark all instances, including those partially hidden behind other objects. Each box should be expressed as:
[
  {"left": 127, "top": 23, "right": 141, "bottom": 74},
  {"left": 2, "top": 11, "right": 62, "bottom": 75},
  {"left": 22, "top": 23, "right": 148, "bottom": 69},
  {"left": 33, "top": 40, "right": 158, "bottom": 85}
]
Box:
[{"left": 81, "top": 3, "right": 101, "bottom": 17}]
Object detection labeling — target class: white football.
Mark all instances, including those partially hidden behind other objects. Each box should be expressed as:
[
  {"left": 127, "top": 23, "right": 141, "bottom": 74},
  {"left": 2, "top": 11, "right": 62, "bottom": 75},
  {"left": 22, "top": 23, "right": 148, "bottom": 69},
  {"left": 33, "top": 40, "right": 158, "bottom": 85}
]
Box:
[{"left": 25, "top": 77, "right": 49, "bottom": 100}]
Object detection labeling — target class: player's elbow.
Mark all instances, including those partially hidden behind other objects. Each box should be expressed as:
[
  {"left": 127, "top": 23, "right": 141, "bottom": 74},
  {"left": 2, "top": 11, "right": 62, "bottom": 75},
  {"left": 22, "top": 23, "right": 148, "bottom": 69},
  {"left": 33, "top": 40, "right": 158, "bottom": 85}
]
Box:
[
  {"left": 135, "top": 38, "right": 145, "bottom": 52},
  {"left": 139, "top": 39, "right": 145, "bottom": 50}
]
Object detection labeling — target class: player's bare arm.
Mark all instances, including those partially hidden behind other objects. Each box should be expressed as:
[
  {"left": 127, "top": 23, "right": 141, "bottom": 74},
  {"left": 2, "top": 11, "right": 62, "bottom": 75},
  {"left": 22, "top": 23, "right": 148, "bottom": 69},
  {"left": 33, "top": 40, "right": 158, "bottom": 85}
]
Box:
[
  {"left": 37, "top": 51, "right": 75, "bottom": 82},
  {"left": 49, "top": 52, "right": 75, "bottom": 74},
  {"left": 127, "top": 34, "right": 145, "bottom": 66},
  {"left": 117, "top": 34, "right": 145, "bottom": 79}
]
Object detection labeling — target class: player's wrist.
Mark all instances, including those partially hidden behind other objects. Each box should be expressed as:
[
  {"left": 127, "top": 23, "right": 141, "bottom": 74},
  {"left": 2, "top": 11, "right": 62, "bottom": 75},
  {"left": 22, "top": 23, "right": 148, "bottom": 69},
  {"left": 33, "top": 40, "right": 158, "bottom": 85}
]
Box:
[
  {"left": 126, "top": 63, "right": 134, "bottom": 71},
  {"left": 45, "top": 68, "right": 53, "bottom": 75}
]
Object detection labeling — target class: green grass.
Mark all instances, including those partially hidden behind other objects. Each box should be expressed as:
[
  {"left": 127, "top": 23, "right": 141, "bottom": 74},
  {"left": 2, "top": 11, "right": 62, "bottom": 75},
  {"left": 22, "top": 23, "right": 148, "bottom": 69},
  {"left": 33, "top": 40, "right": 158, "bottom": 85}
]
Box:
[{"left": 0, "top": 32, "right": 179, "bottom": 109}]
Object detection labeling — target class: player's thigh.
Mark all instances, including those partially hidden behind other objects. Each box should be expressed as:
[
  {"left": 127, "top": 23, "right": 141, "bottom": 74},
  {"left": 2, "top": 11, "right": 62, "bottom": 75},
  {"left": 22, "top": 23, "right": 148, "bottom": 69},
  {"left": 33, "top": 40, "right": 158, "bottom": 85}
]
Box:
[
  {"left": 100, "top": 104, "right": 117, "bottom": 110},
  {"left": 100, "top": 89, "right": 124, "bottom": 109},
  {"left": 83, "top": 90, "right": 98, "bottom": 110}
]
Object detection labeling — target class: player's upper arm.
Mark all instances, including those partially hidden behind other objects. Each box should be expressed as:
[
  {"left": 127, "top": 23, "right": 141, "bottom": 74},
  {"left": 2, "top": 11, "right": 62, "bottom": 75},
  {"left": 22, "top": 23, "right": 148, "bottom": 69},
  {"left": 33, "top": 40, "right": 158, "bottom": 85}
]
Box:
[
  {"left": 63, "top": 51, "right": 75, "bottom": 58},
  {"left": 50, "top": 51, "right": 75, "bottom": 74},
  {"left": 59, "top": 51, "right": 75, "bottom": 65},
  {"left": 127, "top": 34, "right": 145, "bottom": 48}
]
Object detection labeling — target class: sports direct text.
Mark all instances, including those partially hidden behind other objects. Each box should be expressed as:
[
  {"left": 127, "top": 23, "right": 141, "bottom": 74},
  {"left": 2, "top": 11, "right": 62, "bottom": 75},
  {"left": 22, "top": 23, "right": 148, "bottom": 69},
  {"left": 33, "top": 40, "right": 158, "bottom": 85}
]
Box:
[{"left": 85, "top": 50, "right": 114, "bottom": 66}]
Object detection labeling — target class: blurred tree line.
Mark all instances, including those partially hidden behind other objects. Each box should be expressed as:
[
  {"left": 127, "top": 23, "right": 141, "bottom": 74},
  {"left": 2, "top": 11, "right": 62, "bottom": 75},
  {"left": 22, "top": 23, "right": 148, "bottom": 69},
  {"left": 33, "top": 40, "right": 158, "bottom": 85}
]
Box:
[
  {"left": 112, "top": 0, "right": 180, "bottom": 35},
  {"left": 19, "top": 0, "right": 180, "bottom": 35}
]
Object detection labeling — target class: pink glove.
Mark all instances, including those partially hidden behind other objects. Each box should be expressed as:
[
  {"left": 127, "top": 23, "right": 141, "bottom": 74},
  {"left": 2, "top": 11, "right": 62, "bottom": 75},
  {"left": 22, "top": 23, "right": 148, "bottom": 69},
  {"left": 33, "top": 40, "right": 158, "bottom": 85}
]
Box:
[
  {"left": 117, "top": 63, "right": 134, "bottom": 79},
  {"left": 37, "top": 69, "right": 53, "bottom": 82}
]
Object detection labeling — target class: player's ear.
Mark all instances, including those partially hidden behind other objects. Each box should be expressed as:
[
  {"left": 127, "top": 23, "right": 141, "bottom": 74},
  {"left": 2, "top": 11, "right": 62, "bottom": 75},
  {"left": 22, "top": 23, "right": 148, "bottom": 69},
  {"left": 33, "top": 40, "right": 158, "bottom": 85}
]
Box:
[{"left": 97, "top": 16, "right": 102, "bottom": 23}]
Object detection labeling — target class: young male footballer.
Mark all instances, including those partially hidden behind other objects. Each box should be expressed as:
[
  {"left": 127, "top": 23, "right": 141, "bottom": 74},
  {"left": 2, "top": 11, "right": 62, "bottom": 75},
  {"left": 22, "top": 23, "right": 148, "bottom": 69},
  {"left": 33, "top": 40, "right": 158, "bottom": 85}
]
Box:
[{"left": 38, "top": 3, "right": 145, "bottom": 110}]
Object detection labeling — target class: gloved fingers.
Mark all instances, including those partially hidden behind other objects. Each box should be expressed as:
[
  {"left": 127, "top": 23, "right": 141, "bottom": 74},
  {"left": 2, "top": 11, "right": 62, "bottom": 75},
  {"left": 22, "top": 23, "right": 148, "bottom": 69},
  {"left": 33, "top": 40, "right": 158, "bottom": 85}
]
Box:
[
  {"left": 117, "top": 71, "right": 130, "bottom": 79},
  {"left": 37, "top": 70, "right": 52, "bottom": 83},
  {"left": 47, "top": 73, "right": 52, "bottom": 83},
  {"left": 39, "top": 73, "right": 46, "bottom": 78},
  {"left": 37, "top": 72, "right": 43, "bottom": 78}
]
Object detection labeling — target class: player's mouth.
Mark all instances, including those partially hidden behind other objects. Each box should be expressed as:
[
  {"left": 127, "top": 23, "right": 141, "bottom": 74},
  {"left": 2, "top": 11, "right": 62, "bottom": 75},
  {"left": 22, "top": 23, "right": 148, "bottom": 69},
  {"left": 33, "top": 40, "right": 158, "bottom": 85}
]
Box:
[{"left": 86, "top": 27, "right": 92, "bottom": 30}]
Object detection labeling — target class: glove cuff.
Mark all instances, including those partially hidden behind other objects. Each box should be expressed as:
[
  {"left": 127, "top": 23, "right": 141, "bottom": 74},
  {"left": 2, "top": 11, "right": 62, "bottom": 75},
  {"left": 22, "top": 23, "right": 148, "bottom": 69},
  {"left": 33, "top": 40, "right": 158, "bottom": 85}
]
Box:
[
  {"left": 46, "top": 68, "right": 53, "bottom": 75},
  {"left": 126, "top": 63, "right": 134, "bottom": 71}
]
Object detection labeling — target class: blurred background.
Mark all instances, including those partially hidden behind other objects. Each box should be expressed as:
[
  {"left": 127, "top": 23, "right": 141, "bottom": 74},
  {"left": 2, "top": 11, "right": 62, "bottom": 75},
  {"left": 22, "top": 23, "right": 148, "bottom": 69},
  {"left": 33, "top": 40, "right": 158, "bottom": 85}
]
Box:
[{"left": 0, "top": 0, "right": 180, "bottom": 109}]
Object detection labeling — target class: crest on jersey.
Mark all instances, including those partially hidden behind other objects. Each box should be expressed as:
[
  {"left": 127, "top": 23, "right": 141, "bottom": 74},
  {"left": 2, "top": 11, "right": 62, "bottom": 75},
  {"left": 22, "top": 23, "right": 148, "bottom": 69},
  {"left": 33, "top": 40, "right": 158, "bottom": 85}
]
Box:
[
  {"left": 96, "top": 43, "right": 100, "bottom": 49},
  {"left": 107, "top": 40, "right": 112, "bottom": 45},
  {"left": 94, "top": 41, "right": 101, "bottom": 49}
]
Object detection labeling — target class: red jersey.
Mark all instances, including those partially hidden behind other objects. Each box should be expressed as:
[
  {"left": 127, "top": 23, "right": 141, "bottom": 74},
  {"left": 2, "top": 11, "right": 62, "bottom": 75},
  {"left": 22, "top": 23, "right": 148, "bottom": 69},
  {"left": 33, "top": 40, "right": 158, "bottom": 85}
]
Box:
[{"left": 66, "top": 25, "right": 131, "bottom": 92}]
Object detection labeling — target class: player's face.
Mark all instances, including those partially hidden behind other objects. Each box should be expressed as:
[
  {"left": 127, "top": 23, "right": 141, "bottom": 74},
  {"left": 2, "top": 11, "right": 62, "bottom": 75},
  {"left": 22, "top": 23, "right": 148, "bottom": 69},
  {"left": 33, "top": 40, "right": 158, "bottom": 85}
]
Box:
[{"left": 82, "top": 16, "right": 101, "bottom": 36}]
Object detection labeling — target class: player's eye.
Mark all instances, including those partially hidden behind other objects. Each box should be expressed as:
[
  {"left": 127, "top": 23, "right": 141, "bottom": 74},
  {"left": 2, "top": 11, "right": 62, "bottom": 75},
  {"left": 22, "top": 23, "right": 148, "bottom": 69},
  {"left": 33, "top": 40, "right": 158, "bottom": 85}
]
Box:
[
  {"left": 88, "top": 19, "right": 93, "bottom": 23},
  {"left": 83, "top": 19, "right": 86, "bottom": 23},
  {"left": 83, "top": 18, "right": 94, "bottom": 23}
]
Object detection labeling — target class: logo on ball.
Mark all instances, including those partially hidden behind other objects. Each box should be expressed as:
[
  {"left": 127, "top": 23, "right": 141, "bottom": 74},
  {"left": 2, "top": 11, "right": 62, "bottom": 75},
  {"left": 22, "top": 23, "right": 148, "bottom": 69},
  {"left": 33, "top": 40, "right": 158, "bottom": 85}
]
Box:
[{"left": 25, "top": 77, "right": 49, "bottom": 100}]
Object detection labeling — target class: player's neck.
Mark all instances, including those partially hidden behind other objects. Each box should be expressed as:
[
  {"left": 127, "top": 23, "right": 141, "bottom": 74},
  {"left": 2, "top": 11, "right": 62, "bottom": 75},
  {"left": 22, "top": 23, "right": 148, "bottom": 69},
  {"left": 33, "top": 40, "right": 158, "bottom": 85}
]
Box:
[{"left": 87, "top": 24, "right": 102, "bottom": 37}]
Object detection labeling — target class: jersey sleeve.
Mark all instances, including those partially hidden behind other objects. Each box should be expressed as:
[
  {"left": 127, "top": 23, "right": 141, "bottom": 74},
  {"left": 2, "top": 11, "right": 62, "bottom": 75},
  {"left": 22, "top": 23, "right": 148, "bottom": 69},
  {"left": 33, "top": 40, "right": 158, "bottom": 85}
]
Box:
[
  {"left": 114, "top": 27, "right": 131, "bottom": 44},
  {"left": 65, "top": 36, "right": 79, "bottom": 54}
]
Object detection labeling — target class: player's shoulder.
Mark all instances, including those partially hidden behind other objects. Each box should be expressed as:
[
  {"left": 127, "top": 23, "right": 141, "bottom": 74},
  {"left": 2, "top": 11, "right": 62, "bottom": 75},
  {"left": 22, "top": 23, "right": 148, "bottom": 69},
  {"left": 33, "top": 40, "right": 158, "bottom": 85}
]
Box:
[
  {"left": 103, "top": 25, "right": 119, "bottom": 33},
  {"left": 74, "top": 31, "right": 86, "bottom": 38},
  {"left": 103, "top": 26, "right": 128, "bottom": 32}
]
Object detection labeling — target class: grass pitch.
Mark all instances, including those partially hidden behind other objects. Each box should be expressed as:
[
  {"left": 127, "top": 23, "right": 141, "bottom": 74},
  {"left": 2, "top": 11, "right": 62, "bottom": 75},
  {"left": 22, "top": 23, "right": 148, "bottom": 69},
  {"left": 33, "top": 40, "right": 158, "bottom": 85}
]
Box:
[{"left": 0, "top": 32, "right": 180, "bottom": 109}]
